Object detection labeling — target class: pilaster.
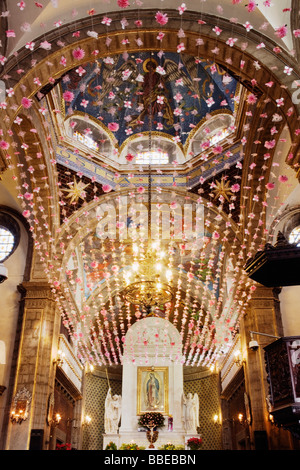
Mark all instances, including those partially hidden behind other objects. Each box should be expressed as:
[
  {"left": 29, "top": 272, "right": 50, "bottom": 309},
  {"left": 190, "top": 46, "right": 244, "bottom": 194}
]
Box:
[
  {"left": 240, "top": 285, "right": 284, "bottom": 449},
  {"left": 5, "top": 281, "right": 60, "bottom": 450}
]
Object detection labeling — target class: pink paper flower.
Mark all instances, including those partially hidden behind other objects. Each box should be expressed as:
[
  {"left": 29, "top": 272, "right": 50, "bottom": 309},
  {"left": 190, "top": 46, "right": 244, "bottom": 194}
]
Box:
[
  {"left": 247, "top": 93, "right": 257, "bottom": 104},
  {"left": 72, "top": 47, "right": 85, "bottom": 60},
  {"left": 212, "top": 26, "right": 222, "bottom": 35},
  {"left": 102, "top": 16, "right": 112, "bottom": 26},
  {"left": 246, "top": 1, "right": 257, "bottom": 12},
  {"left": 17, "top": 1, "right": 26, "bottom": 10},
  {"left": 125, "top": 153, "right": 135, "bottom": 162},
  {"left": 275, "top": 25, "right": 287, "bottom": 39},
  {"left": 278, "top": 175, "right": 288, "bottom": 182},
  {"left": 264, "top": 139, "right": 276, "bottom": 149},
  {"left": 21, "top": 97, "right": 33, "bottom": 109},
  {"left": 155, "top": 11, "right": 168, "bottom": 25},
  {"left": 266, "top": 182, "right": 275, "bottom": 190},
  {"left": 6, "top": 30, "right": 16, "bottom": 37},
  {"left": 102, "top": 184, "right": 112, "bottom": 193},
  {"left": 0, "top": 140, "right": 9, "bottom": 150},
  {"left": 231, "top": 183, "right": 240, "bottom": 193},
  {"left": 63, "top": 91, "right": 74, "bottom": 102},
  {"left": 22, "top": 210, "right": 31, "bottom": 218},
  {"left": 137, "top": 186, "right": 145, "bottom": 194},
  {"left": 118, "top": 0, "right": 130, "bottom": 7},
  {"left": 178, "top": 3, "right": 187, "bottom": 15},
  {"left": 108, "top": 122, "right": 119, "bottom": 132}
]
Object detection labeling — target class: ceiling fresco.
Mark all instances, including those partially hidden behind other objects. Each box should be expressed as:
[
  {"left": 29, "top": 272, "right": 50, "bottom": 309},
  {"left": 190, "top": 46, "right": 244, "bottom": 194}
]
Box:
[{"left": 60, "top": 52, "right": 238, "bottom": 148}]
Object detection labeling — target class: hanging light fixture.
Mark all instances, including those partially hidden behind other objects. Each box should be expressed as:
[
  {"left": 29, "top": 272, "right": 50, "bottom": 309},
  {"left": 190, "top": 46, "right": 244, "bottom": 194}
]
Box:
[{"left": 123, "top": 56, "right": 173, "bottom": 315}]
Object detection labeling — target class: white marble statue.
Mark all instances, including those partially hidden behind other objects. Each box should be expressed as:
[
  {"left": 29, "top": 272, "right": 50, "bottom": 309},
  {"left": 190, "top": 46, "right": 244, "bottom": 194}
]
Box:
[
  {"left": 104, "top": 387, "right": 122, "bottom": 434},
  {"left": 182, "top": 392, "right": 199, "bottom": 433}
]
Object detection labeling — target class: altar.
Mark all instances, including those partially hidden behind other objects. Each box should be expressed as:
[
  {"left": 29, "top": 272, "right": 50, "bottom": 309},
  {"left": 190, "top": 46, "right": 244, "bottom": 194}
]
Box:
[{"left": 103, "top": 317, "right": 201, "bottom": 450}]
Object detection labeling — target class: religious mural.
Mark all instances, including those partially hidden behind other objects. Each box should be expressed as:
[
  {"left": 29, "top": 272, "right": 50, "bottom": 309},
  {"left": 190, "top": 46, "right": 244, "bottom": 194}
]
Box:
[{"left": 61, "top": 52, "right": 238, "bottom": 148}]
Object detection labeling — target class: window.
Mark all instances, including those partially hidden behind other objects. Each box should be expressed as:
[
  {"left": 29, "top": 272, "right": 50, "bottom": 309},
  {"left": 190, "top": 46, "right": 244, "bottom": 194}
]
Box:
[
  {"left": 0, "top": 227, "right": 15, "bottom": 262},
  {"left": 0, "top": 212, "right": 20, "bottom": 262},
  {"left": 136, "top": 150, "right": 169, "bottom": 165},
  {"left": 73, "top": 131, "right": 99, "bottom": 151},
  {"left": 289, "top": 226, "right": 300, "bottom": 246}
]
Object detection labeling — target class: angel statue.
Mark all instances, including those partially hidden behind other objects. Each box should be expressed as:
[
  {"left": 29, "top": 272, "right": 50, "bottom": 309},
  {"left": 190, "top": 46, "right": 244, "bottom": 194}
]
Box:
[
  {"left": 104, "top": 387, "right": 122, "bottom": 434},
  {"left": 182, "top": 392, "right": 199, "bottom": 433}
]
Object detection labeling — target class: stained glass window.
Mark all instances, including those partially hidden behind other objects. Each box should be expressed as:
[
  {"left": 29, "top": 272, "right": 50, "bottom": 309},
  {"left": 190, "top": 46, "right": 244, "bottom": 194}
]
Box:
[{"left": 0, "top": 227, "right": 15, "bottom": 262}]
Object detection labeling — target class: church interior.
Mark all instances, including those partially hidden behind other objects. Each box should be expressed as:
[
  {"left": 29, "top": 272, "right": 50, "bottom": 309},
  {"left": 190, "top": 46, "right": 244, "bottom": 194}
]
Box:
[{"left": 0, "top": 0, "right": 300, "bottom": 451}]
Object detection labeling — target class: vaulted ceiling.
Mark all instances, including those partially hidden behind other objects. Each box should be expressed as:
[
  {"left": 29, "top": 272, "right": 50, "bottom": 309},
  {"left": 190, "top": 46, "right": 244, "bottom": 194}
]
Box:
[{"left": 0, "top": 1, "right": 299, "bottom": 369}]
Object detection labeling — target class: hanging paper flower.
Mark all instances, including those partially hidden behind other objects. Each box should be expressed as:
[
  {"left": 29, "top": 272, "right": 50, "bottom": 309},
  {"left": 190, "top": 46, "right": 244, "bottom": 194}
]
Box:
[
  {"left": 278, "top": 175, "right": 288, "bottom": 182},
  {"left": 17, "top": 1, "right": 26, "bottom": 10},
  {"left": 177, "top": 42, "right": 185, "bottom": 53},
  {"left": 284, "top": 66, "right": 293, "bottom": 75},
  {"left": 246, "top": 1, "right": 257, "bottom": 12},
  {"left": 155, "top": 11, "right": 168, "bottom": 25},
  {"left": 226, "top": 37, "right": 238, "bottom": 47},
  {"left": 212, "top": 26, "right": 222, "bottom": 35},
  {"left": 264, "top": 139, "right": 276, "bottom": 149},
  {"left": 102, "top": 184, "right": 113, "bottom": 193},
  {"left": 108, "top": 122, "right": 119, "bottom": 132},
  {"left": 178, "top": 3, "right": 187, "bottom": 15},
  {"left": 247, "top": 93, "right": 257, "bottom": 104},
  {"left": 21, "top": 97, "right": 33, "bottom": 109},
  {"left": 118, "top": 0, "right": 130, "bottom": 7},
  {"left": 72, "top": 47, "right": 85, "bottom": 60},
  {"left": 63, "top": 91, "right": 74, "bottom": 102},
  {"left": 125, "top": 153, "right": 135, "bottom": 162},
  {"left": 102, "top": 16, "right": 112, "bottom": 26},
  {"left": 231, "top": 183, "right": 240, "bottom": 193},
  {"left": 137, "top": 186, "right": 145, "bottom": 194},
  {"left": 0, "top": 140, "right": 9, "bottom": 150},
  {"left": 75, "top": 66, "right": 86, "bottom": 76},
  {"left": 275, "top": 25, "right": 287, "bottom": 38},
  {"left": 266, "top": 182, "right": 275, "bottom": 190}
]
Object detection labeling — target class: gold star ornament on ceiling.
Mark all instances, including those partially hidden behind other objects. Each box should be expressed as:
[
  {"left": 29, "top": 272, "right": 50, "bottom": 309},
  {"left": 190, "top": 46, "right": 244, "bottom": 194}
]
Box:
[
  {"left": 212, "top": 179, "right": 233, "bottom": 202},
  {"left": 63, "top": 178, "right": 90, "bottom": 204}
]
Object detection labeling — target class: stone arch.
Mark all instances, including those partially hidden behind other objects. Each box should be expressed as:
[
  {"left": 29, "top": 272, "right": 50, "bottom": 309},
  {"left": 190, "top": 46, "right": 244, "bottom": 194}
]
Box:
[{"left": 0, "top": 12, "right": 299, "bottom": 172}]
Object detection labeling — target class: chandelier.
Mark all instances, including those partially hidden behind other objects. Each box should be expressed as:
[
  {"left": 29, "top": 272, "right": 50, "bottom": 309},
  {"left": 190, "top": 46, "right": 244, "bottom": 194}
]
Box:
[
  {"left": 123, "top": 241, "right": 174, "bottom": 314},
  {"left": 122, "top": 56, "right": 174, "bottom": 314}
]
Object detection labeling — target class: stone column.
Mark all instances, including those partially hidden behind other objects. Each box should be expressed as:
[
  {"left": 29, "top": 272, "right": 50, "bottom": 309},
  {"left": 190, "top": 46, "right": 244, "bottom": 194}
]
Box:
[
  {"left": 240, "top": 286, "right": 285, "bottom": 449},
  {"left": 5, "top": 281, "right": 60, "bottom": 450}
]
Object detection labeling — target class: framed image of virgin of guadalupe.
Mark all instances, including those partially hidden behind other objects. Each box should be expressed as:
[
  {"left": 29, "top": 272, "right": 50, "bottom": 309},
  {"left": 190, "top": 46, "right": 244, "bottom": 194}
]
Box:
[{"left": 137, "top": 367, "right": 169, "bottom": 415}]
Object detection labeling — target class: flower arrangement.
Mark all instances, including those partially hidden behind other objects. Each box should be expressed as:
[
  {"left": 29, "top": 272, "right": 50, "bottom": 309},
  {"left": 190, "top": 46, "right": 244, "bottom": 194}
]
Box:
[
  {"left": 138, "top": 412, "right": 165, "bottom": 429},
  {"left": 159, "top": 442, "right": 176, "bottom": 450},
  {"left": 56, "top": 442, "right": 72, "bottom": 450},
  {"left": 187, "top": 437, "right": 202, "bottom": 450},
  {"left": 105, "top": 441, "right": 117, "bottom": 450},
  {"left": 119, "top": 442, "right": 145, "bottom": 450}
]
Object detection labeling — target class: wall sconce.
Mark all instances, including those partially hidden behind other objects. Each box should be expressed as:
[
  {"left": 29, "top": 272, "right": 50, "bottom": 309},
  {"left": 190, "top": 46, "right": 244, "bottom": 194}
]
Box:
[
  {"left": 268, "top": 413, "right": 275, "bottom": 424},
  {"left": 51, "top": 413, "right": 62, "bottom": 427},
  {"left": 213, "top": 414, "right": 222, "bottom": 426},
  {"left": 53, "top": 349, "right": 65, "bottom": 367},
  {"left": 234, "top": 350, "right": 245, "bottom": 367},
  {"left": 85, "top": 364, "right": 94, "bottom": 374},
  {"left": 237, "top": 413, "right": 247, "bottom": 427},
  {"left": 10, "top": 387, "right": 32, "bottom": 424},
  {"left": 82, "top": 415, "right": 91, "bottom": 427}
]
